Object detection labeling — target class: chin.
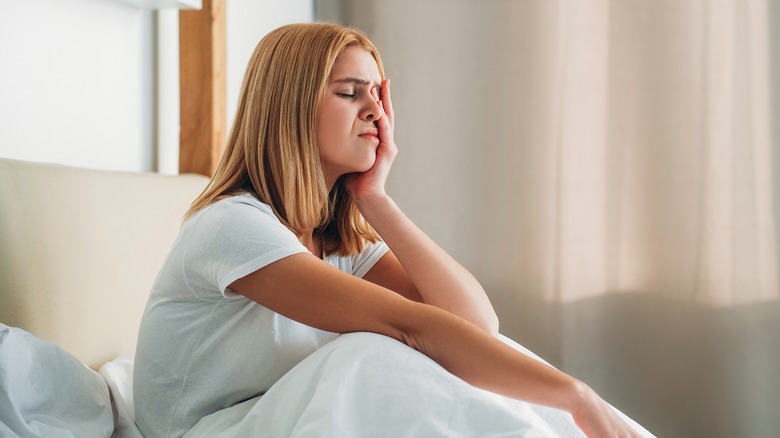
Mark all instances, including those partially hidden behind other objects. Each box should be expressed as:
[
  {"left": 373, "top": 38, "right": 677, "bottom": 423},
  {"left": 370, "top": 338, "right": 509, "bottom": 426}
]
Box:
[
  {"left": 355, "top": 162, "right": 374, "bottom": 173},
  {"left": 358, "top": 158, "right": 377, "bottom": 172},
  {"left": 329, "top": 154, "right": 376, "bottom": 177},
  {"left": 349, "top": 154, "right": 376, "bottom": 173}
]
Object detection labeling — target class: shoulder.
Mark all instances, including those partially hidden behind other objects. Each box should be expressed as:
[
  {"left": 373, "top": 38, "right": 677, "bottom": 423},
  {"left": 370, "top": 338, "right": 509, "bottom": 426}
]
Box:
[
  {"left": 196, "top": 193, "right": 275, "bottom": 219},
  {"left": 177, "top": 194, "right": 308, "bottom": 293},
  {"left": 188, "top": 193, "right": 283, "bottom": 230},
  {"left": 181, "top": 193, "right": 301, "bottom": 252}
]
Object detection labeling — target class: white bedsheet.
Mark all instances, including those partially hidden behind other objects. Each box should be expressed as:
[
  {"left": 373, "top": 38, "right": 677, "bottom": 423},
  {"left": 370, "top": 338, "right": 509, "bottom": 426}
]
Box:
[{"left": 183, "top": 332, "right": 655, "bottom": 438}]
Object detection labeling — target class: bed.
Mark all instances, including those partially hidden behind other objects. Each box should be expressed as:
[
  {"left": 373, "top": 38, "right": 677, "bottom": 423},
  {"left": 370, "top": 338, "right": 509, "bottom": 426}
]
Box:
[{"left": 0, "top": 157, "right": 655, "bottom": 437}]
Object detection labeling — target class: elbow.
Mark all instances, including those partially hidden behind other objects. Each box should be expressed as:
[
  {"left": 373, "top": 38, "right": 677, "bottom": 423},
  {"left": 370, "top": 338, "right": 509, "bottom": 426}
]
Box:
[
  {"left": 456, "top": 301, "right": 500, "bottom": 337},
  {"left": 473, "top": 284, "right": 499, "bottom": 336},
  {"left": 466, "top": 304, "right": 500, "bottom": 336},
  {"left": 475, "top": 295, "right": 500, "bottom": 336},
  {"left": 482, "top": 312, "right": 500, "bottom": 337},
  {"left": 490, "top": 313, "right": 500, "bottom": 337}
]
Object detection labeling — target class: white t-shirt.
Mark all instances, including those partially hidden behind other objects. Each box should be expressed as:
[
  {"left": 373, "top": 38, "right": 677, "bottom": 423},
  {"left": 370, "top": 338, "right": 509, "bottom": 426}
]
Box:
[{"left": 133, "top": 193, "right": 389, "bottom": 438}]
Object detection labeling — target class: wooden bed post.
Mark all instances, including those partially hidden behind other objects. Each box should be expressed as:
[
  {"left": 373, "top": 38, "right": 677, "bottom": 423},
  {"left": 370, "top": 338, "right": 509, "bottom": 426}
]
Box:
[{"left": 178, "top": 0, "right": 226, "bottom": 177}]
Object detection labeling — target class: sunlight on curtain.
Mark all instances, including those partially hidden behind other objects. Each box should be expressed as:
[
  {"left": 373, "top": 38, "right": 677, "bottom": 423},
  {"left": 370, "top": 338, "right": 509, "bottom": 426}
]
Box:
[
  {"left": 696, "top": 0, "right": 777, "bottom": 305},
  {"left": 537, "top": 0, "right": 778, "bottom": 305},
  {"left": 547, "top": 0, "right": 611, "bottom": 303}
]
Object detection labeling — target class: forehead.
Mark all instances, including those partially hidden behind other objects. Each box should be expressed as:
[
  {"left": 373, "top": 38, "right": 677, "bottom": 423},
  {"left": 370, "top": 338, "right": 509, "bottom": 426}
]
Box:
[{"left": 329, "top": 46, "right": 381, "bottom": 84}]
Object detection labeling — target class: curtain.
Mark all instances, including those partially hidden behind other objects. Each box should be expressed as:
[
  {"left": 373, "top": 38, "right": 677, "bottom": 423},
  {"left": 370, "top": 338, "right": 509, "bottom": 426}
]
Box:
[{"left": 317, "top": 0, "right": 780, "bottom": 436}]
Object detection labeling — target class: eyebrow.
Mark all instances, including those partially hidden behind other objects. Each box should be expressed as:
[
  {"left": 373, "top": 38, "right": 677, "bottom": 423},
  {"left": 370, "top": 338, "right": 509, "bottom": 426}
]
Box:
[{"left": 331, "top": 77, "right": 381, "bottom": 88}]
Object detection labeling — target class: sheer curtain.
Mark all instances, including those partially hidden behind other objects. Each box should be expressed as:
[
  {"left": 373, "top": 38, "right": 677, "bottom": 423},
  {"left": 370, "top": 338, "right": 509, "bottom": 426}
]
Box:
[{"left": 317, "top": 0, "right": 779, "bottom": 436}]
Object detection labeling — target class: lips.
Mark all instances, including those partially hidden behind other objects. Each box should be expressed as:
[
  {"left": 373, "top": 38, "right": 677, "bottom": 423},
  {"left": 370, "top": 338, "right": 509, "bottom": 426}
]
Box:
[
  {"left": 358, "top": 128, "right": 379, "bottom": 143},
  {"left": 358, "top": 128, "right": 379, "bottom": 137}
]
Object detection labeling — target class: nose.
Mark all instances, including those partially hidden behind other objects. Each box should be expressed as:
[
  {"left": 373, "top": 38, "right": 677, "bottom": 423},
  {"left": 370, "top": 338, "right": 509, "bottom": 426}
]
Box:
[{"left": 360, "top": 92, "right": 382, "bottom": 122}]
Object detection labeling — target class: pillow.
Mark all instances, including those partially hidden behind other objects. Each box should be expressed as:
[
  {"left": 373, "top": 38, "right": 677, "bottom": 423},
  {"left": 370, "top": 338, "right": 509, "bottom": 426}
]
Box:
[
  {"left": 0, "top": 323, "right": 114, "bottom": 438},
  {"left": 99, "top": 356, "right": 144, "bottom": 438}
]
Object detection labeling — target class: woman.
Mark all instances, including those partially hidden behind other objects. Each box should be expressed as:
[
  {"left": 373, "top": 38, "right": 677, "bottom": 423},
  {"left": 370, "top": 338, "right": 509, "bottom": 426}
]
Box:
[{"left": 134, "top": 22, "right": 640, "bottom": 438}]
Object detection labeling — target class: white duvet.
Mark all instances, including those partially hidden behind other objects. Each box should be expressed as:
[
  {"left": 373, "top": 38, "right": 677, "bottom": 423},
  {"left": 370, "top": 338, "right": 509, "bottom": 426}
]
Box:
[
  {"left": 1, "top": 324, "right": 654, "bottom": 437},
  {"left": 179, "top": 333, "right": 654, "bottom": 438}
]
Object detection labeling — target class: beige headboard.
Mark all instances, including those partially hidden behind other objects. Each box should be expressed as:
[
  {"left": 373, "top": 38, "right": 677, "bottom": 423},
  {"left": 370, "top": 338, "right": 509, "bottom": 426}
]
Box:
[{"left": 0, "top": 158, "right": 209, "bottom": 369}]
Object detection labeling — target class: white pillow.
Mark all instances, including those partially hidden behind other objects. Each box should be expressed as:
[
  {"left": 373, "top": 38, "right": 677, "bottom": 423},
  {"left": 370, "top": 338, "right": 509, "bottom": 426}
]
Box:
[
  {"left": 0, "top": 323, "right": 114, "bottom": 438},
  {"left": 99, "top": 356, "right": 144, "bottom": 438}
]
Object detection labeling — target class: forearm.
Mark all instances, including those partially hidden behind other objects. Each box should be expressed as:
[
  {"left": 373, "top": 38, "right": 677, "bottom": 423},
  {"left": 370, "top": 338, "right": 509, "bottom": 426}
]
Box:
[
  {"left": 357, "top": 194, "right": 499, "bottom": 334},
  {"left": 410, "top": 308, "right": 639, "bottom": 437},
  {"left": 404, "top": 302, "right": 583, "bottom": 413}
]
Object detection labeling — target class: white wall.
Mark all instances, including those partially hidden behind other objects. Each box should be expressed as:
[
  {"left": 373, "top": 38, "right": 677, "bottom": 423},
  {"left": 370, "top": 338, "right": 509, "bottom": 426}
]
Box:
[
  {"left": 0, "top": 0, "right": 154, "bottom": 172},
  {"left": 0, "top": 0, "right": 313, "bottom": 173}
]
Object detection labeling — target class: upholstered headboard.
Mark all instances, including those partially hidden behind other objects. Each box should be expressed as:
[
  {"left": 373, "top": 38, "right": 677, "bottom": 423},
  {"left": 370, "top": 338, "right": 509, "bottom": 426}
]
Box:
[{"left": 0, "top": 158, "right": 209, "bottom": 369}]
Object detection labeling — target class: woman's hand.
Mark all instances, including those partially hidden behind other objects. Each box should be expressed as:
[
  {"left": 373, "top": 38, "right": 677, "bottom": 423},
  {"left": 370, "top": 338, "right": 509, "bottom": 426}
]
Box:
[{"left": 345, "top": 79, "right": 397, "bottom": 204}]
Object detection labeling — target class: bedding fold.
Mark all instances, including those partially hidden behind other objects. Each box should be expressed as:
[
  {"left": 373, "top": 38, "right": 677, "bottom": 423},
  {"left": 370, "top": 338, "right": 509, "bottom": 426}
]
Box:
[{"left": 184, "top": 332, "right": 654, "bottom": 438}]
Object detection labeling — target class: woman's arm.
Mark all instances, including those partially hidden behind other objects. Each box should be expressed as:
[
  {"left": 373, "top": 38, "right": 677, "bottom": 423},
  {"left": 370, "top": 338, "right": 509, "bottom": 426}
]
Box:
[
  {"left": 348, "top": 80, "right": 498, "bottom": 334},
  {"left": 228, "top": 253, "right": 639, "bottom": 438},
  {"left": 360, "top": 198, "right": 499, "bottom": 334}
]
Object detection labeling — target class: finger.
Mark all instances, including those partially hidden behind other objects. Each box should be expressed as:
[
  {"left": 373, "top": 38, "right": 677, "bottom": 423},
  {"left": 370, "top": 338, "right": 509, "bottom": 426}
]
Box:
[
  {"left": 376, "top": 99, "right": 392, "bottom": 137},
  {"left": 371, "top": 86, "right": 389, "bottom": 133},
  {"left": 381, "top": 79, "right": 394, "bottom": 128}
]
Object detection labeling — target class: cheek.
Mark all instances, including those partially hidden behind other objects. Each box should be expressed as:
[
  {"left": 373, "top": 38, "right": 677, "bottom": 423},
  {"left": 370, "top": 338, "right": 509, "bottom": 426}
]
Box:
[
  {"left": 317, "top": 122, "right": 341, "bottom": 152},
  {"left": 316, "top": 111, "right": 336, "bottom": 148},
  {"left": 323, "top": 120, "right": 353, "bottom": 148},
  {"left": 316, "top": 123, "right": 344, "bottom": 164},
  {"left": 316, "top": 99, "right": 358, "bottom": 155}
]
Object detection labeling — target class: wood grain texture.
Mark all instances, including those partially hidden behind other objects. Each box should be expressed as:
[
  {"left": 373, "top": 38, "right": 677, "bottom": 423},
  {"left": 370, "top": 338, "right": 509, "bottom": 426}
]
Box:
[{"left": 178, "top": 0, "right": 226, "bottom": 176}]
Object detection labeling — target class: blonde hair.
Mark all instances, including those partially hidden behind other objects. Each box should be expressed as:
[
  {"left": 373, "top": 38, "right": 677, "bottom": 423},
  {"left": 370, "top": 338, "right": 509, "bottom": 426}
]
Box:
[{"left": 186, "top": 22, "right": 384, "bottom": 256}]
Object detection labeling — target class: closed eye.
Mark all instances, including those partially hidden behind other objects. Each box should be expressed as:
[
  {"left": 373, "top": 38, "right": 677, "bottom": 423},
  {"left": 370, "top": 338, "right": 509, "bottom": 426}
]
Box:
[{"left": 337, "top": 93, "right": 357, "bottom": 100}]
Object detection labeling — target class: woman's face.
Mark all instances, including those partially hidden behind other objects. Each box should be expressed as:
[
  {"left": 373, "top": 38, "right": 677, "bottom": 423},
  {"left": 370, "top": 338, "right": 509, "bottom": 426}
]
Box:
[{"left": 317, "top": 46, "right": 383, "bottom": 188}]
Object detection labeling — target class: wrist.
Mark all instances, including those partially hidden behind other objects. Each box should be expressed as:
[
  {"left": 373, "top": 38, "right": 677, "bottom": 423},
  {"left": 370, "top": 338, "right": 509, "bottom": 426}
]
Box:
[
  {"left": 353, "top": 193, "right": 399, "bottom": 231},
  {"left": 566, "top": 379, "right": 598, "bottom": 415},
  {"left": 352, "top": 191, "right": 393, "bottom": 211}
]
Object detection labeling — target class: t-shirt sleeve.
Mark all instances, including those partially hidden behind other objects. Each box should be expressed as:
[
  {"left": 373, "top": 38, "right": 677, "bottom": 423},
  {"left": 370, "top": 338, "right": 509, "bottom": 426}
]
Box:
[
  {"left": 351, "top": 239, "right": 390, "bottom": 278},
  {"left": 183, "top": 197, "right": 309, "bottom": 298}
]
